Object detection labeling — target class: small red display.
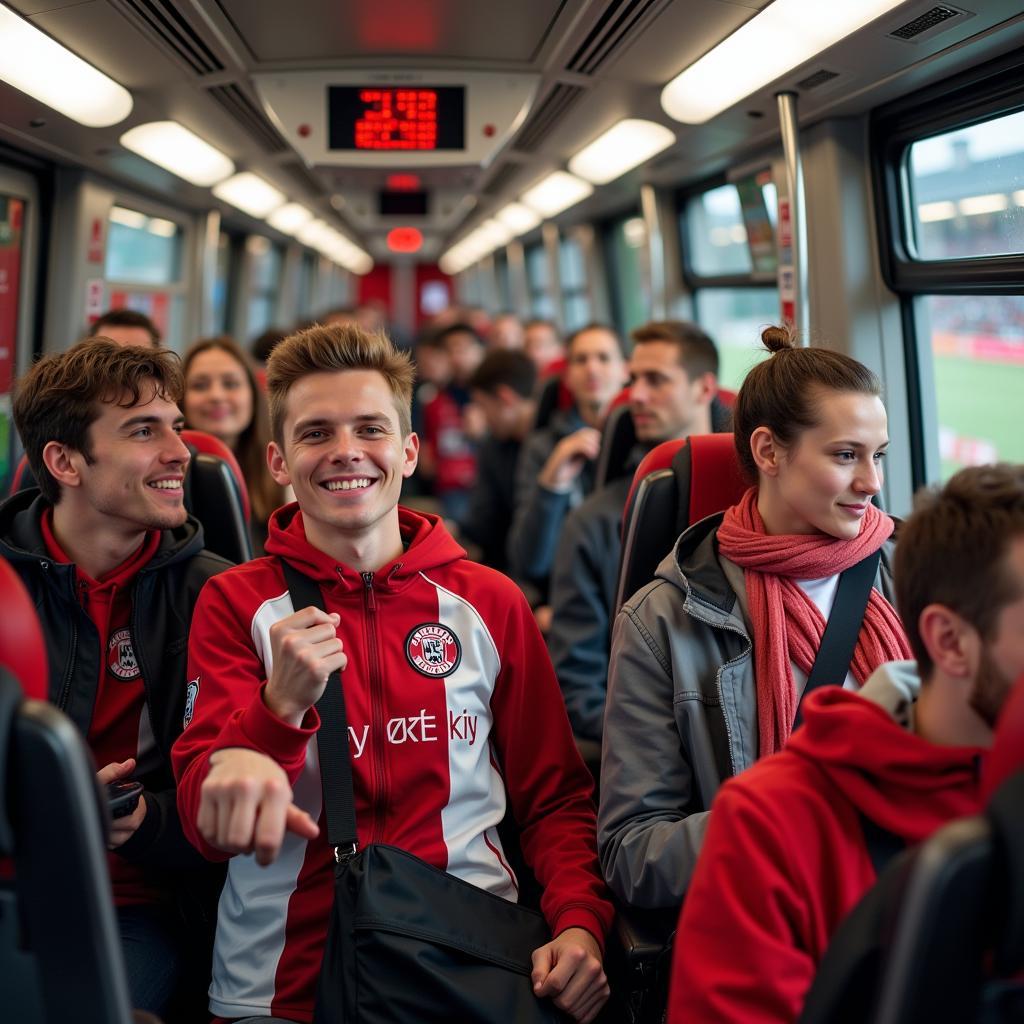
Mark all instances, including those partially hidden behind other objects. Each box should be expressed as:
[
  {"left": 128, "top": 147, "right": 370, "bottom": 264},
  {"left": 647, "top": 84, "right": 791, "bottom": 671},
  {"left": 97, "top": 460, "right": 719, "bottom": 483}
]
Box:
[{"left": 329, "top": 86, "right": 464, "bottom": 152}]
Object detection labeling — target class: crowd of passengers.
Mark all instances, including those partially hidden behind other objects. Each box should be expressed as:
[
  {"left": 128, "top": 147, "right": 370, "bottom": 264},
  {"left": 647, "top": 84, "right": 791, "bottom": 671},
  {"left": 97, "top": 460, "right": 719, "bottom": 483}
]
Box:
[{"left": 2, "top": 302, "right": 1022, "bottom": 1024}]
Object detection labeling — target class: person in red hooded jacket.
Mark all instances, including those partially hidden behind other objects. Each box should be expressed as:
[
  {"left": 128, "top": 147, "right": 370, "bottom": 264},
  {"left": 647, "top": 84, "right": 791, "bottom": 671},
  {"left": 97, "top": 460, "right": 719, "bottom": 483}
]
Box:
[
  {"left": 172, "top": 323, "right": 613, "bottom": 1024},
  {"left": 667, "top": 461, "right": 1024, "bottom": 1024}
]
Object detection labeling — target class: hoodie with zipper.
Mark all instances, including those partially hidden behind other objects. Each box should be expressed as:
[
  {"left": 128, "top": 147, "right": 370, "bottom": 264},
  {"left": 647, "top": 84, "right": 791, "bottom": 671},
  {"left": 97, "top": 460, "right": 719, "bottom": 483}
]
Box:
[
  {"left": 0, "top": 489, "right": 232, "bottom": 870},
  {"left": 174, "top": 503, "right": 613, "bottom": 1023},
  {"left": 667, "top": 660, "right": 986, "bottom": 1024}
]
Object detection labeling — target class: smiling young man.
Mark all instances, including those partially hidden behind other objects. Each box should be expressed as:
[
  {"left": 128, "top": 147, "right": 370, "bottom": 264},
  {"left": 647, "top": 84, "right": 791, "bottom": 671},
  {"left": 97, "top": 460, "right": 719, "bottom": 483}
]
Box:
[
  {"left": 172, "top": 324, "right": 613, "bottom": 1024},
  {"left": 1, "top": 339, "right": 231, "bottom": 1015},
  {"left": 668, "top": 463, "right": 1024, "bottom": 1023}
]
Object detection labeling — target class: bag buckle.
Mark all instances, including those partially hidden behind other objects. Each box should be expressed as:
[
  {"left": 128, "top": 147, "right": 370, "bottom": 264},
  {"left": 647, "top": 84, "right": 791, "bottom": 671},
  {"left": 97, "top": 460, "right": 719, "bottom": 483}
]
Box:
[{"left": 335, "top": 843, "right": 358, "bottom": 864}]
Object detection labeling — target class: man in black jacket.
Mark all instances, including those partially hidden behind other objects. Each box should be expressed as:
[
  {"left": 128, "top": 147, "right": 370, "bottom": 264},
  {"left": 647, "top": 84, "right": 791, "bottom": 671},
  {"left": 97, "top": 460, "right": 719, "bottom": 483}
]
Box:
[
  {"left": 548, "top": 321, "right": 729, "bottom": 741},
  {"left": 1, "top": 339, "right": 230, "bottom": 1016}
]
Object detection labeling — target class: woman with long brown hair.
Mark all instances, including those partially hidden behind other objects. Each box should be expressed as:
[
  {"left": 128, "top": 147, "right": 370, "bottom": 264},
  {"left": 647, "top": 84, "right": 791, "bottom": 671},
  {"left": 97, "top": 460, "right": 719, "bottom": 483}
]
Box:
[{"left": 182, "top": 335, "right": 284, "bottom": 553}]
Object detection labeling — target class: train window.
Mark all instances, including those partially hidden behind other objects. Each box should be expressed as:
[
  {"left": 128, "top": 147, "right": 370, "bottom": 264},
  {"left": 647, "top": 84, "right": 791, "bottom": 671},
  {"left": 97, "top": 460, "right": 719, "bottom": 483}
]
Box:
[
  {"left": 525, "top": 242, "right": 556, "bottom": 321},
  {"left": 297, "top": 250, "right": 317, "bottom": 320},
  {"left": 559, "top": 235, "right": 591, "bottom": 331},
  {"left": 494, "top": 249, "right": 512, "bottom": 310},
  {"left": 605, "top": 214, "right": 647, "bottom": 336},
  {"left": 246, "top": 236, "right": 283, "bottom": 337},
  {"left": 693, "top": 287, "right": 776, "bottom": 389},
  {"left": 908, "top": 112, "right": 1024, "bottom": 261},
  {"left": 686, "top": 185, "right": 750, "bottom": 275},
  {"left": 106, "top": 206, "right": 182, "bottom": 285}
]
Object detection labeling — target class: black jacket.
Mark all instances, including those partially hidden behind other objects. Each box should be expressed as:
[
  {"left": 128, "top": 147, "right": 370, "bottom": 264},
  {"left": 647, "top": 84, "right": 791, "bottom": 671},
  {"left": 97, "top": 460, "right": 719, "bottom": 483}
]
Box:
[
  {"left": 460, "top": 434, "right": 521, "bottom": 573},
  {"left": 0, "top": 489, "right": 232, "bottom": 868}
]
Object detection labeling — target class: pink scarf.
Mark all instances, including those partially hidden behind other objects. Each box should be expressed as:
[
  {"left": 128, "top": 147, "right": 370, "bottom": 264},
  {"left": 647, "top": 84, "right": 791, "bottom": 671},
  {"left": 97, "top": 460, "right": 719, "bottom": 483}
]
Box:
[{"left": 717, "top": 488, "right": 911, "bottom": 756}]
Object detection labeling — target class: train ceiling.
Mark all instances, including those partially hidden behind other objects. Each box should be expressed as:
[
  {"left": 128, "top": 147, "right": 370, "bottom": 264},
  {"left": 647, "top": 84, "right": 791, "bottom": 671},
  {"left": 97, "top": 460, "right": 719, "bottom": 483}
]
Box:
[{"left": 2, "top": 0, "right": 1023, "bottom": 264}]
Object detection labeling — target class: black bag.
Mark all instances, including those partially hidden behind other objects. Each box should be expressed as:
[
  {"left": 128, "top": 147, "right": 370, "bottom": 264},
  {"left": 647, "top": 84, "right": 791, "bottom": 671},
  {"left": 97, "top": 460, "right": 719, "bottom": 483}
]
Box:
[{"left": 279, "top": 563, "right": 562, "bottom": 1024}]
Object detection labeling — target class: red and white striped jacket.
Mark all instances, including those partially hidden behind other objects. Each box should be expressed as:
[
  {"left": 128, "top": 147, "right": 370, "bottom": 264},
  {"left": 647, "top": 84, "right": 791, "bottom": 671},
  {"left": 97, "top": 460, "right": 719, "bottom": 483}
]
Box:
[{"left": 174, "top": 504, "right": 613, "bottom": 1023}]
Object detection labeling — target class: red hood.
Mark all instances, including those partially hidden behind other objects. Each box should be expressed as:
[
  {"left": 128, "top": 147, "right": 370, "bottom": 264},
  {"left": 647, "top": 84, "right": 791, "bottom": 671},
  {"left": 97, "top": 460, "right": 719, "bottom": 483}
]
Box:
[
  {"left": 264, "top": 502, "right": 466, "bottom": 592},
  {"left": 786, "top": 684, "right": 985, "bottom": 844}
]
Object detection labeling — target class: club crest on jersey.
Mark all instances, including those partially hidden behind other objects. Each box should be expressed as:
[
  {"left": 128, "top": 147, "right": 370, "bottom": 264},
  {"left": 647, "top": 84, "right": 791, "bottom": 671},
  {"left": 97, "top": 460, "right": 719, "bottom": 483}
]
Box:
[
  {"left": 107, "top": 627, "right": 140, "bottom": 681},
  {"left": 405, "top": 623, "right": 461, "bottom": 678},
  {"left": 183, "top": 678, "right": 199, "bottom": 729}
]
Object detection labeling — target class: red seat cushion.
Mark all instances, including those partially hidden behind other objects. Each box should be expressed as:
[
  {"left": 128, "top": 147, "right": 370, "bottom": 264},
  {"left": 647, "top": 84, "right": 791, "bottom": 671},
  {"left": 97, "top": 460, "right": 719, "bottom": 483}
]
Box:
[{"left": 0, "top": 556, "right": 48, "bottom": 699}]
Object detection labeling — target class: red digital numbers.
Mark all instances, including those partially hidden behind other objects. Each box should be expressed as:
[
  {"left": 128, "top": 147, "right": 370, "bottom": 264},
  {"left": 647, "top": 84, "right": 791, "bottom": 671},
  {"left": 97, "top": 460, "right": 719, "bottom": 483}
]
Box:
[{"left": 355, "top": 89, "right": 438, "bottom": 150}]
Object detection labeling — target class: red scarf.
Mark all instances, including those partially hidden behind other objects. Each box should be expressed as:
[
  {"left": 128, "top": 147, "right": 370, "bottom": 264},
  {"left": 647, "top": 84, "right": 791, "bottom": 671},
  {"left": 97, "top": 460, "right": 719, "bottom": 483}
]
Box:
[{"left": 717, "top": 488, "right": 911, "bottom": 756}]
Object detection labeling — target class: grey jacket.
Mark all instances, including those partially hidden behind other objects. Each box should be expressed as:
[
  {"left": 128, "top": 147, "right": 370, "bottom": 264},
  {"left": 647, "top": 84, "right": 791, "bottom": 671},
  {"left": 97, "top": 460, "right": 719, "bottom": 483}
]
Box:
[{"left": 598, "top": 511, "right": 898, "bottom": 908}]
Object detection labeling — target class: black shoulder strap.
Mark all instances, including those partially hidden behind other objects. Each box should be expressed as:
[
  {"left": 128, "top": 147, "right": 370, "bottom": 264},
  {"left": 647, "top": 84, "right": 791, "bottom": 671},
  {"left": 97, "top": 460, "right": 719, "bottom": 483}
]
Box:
[
  {"left": 859, "top": 813, "right": 905, "bottom": 877},
  {"left": 280, "top": 560, "right": 359, "bottom": 853},
  {"left": 795, "top": 549, "right": 882, "bottom": 727}
]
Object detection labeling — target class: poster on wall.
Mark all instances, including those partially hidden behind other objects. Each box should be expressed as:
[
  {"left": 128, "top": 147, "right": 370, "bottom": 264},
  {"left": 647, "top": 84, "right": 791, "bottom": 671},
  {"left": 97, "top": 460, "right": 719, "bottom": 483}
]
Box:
[
  {"left": 108, "top": 289, "right": 170, "bottom": 337},
  {"left": 0, "top": 195, "right": 24, "bottom": 397}
]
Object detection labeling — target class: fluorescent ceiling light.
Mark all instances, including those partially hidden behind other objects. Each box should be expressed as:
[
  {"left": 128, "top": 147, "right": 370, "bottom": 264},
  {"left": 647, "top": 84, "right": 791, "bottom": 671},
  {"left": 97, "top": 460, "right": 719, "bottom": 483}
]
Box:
[
  {"left": 0, "top": 5, "right": 133, "bottom": 127},
  {"left": 496, "top": 202, "right": 541, "bottom": 236},
  {"left": 958, "top": 193, "right": 1009, "bottom": 217},
  {"left": 661, "top": 0, "right": 908, "bottom": 124},
  {"left": 120, "top": 121, "right": 234, "bottom": 187},
  {"left": 569, "top": 119, "right": 675, "bottom": 185},
  {"left": 268, "top": 203, "right": 313, "bottom": 235},
  {"left": 109, "top": 206, "right": 146, "bottom": 229},
  {"left": 479, "top": 219, "right": 511, "bottom": 249},
  {"left": 918, "top": 200, "right": 956, "bottom": 223},
  {"left": 1015, "top": 190, "right": 1024, "bottom": 208},
  {"left": 147, "top": 217, "right": 178, "bottom": 238},
  {"left": 213, "top": 172, "right": 286, "bottom": 219},
  {"left": 520, "top": 171, "right": 594, "bottom": 219}
]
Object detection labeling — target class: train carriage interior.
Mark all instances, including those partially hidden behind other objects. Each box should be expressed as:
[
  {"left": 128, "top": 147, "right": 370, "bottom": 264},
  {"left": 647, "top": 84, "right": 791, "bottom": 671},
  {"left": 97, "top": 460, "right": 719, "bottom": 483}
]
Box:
[{"left": 1, "top": 0, "right": 1024, "bottom": 1021}]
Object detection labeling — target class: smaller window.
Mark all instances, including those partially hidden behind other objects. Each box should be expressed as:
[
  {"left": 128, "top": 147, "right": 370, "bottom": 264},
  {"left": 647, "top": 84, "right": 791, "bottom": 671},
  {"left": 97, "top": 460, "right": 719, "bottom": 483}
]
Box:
[
  {"left": 525, "top": 244, "right": 556, "bottom": 321},
  {"left": 684, "top": 178, "right": 777, "bottom": 277},
  {"left": 908, "top": 110, "right": 1024, "bottom": 260},
  {"left": 694, "top": 287, "right": 778, "bottom": 389},
  {"left": 106, "top": 206, "right": 182, "bottom": 285},
  {"left": 606, "top": 214, "right": 648, "bottom": 336}
]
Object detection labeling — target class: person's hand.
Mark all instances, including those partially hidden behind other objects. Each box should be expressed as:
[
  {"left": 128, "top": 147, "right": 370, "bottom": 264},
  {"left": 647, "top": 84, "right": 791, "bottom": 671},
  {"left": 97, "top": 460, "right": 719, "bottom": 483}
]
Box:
[
  {"left": 538, "top": 428, "right": 602, "bottom": 491},
  {"left": 264, "top": 606, "right": 346, "bottom": 726},
  {"left": 197, "top": 747, "right": 319, "bottom": 866},
  {"left": 97, "top": 757, "right": 147, "bottom": 849},
  {"left": 531, "top": 927, "right": 609, "bottom": 1023}
]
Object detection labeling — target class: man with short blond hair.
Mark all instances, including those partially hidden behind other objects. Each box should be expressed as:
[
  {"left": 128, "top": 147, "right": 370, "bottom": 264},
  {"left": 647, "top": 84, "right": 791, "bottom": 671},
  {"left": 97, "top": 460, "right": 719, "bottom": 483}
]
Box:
[{"left": 174, "top": 323, "right": 613, "bottom": 1024}]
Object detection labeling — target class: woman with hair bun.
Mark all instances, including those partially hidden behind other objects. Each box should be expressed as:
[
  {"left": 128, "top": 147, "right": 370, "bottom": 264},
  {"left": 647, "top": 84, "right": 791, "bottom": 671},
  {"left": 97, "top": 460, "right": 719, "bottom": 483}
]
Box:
[{"left": 599, "top": 325, "right": 911, "bottom": 909}]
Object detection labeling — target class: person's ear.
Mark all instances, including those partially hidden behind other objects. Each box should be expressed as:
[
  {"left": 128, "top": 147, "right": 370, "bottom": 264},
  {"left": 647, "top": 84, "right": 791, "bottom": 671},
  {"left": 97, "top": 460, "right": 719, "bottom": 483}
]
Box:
[
  {"left": 267, "top": 441, "right": 291, "bottom": 487},
  {"left": 402, "top": 432, "right": 420, "bottom": 479},
  {"left": 41, "top": 441, "right": 84, "bottom": 490},
  {"left": 918, "top": 604, "right": 976, "bottom": 680},
  {"left": 750, "top": 427, "right": 783, "bottom": 477}
]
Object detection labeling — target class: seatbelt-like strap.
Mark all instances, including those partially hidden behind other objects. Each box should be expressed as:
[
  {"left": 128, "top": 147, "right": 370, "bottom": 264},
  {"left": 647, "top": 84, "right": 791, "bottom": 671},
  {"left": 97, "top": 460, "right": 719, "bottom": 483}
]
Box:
[
  {"left": 280, "top": 560, "right": 358, "bottom": 853},
  {"left": 795, "top": 549, "right": 882, "bottom": 727},
  {"left": 859, "top": 814, "right": 905, "bottom": 877}
]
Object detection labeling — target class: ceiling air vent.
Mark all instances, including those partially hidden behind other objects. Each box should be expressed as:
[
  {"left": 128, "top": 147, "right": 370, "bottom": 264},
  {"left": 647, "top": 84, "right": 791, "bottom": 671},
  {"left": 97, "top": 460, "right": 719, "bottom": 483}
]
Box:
[
  {"left": 117, "top": 0, "right": 224, "bottom": 75},
  {"left": 796, "top": 69, "right": 840, "bottom": 91},
  {"left": 208, "top": 85, "right": 288, "bottom": 154},
  {"left": 567, "top": 0, "right": 666, "bottom": 75},
  {"left": 888, "top": 5, "right": 972, "bottom": 43},
  {"left": 514, "top": 84, "right": 585, "bottom": 153}
]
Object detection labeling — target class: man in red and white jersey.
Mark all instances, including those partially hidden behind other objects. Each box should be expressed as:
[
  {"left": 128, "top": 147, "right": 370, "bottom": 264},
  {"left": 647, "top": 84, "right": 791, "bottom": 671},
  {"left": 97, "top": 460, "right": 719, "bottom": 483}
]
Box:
[
  {"left": 173, "top": 324, "right": 614, "bottom": 1024},
  {"left": 1, "top": 340, "right": 231, "bottom": 1016}
]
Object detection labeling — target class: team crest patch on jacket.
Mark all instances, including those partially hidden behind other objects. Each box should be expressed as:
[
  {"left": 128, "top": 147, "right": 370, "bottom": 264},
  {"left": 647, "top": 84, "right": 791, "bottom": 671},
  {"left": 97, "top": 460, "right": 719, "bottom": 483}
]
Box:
[
  {"left": 107, "top": 627, "right": 140, "bottom": 680},
  {"left": 183, "top": 678, "right": 199, "bottom": 728},
  {"left": 405, "top": 623, "right": 462, "bottom": 678}
]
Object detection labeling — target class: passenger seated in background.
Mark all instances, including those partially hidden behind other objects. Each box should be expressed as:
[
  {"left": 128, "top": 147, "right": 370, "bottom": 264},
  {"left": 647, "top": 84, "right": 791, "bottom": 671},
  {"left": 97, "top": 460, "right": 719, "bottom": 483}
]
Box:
[
  {"left": 87, "top": 307, "right": 161, "bottom": 349},
  {"left": 173, "top": 324, "right": 614, "bottom": 1024},
  {"left": 599, "top": 326, "right": 911, "bottom": 909},
  {"left": 1, "top": 340, "right": 230, "bottom": 1016},
  {"left": 507, "top": 323, "right": 628, "bottom": 592},
  {"left": 182, "top": 335, "right": 285, "bottom": 553},
  {"left": 422, "top": 322, "right": 486, "bottom": 522},
  {"left": 250, "top": 327, "right": 288, "bottom": 369},
  {"left": 461, "top": 349, "right": 538, "bottom": 572},
  {"left": 668, "top": 462, "right": 1024, "bottom": 1023},
  {"left": 489, "top": 311, "right": 525, "bottom": 351},
  {"left": 549, "top": 321, "right": 729, "bottom": 742},
  {"left": 524, "top": 318, "right": 565, "bottom": 374}
]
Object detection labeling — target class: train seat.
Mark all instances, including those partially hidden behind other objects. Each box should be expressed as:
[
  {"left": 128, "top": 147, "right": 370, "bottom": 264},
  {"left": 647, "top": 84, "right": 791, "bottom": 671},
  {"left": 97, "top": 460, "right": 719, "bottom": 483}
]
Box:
[
  {"left": 593, "top": 395, "right": 638, "bottom": 491},
  {"left": 614, "top": 432, "right": 746, "bottom": 613},
  {"left": 0, "top": 557, "right": 136, "bottom": 1023},
  {"left": 10, "top": 429, "right": 253, "bottom": 564}
]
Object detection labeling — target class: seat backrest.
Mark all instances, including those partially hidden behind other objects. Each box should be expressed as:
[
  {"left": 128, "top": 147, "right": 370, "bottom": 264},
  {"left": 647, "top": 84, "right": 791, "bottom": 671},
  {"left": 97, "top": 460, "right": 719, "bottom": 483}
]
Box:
[
  {"left": 0, "top": 556, "right": 47, "bottom": 700},
  {"left": 0, "top": 673, "right": 135, "bottom": 1024},
  {"left": 180, "top": 430, "right": 254, "bottom": 563},
  {"left": 615, "top": 433, "right": 747, "bottom": 612},
  {"left": 594, "top": 396, "right": 637, "bottom": 491}
]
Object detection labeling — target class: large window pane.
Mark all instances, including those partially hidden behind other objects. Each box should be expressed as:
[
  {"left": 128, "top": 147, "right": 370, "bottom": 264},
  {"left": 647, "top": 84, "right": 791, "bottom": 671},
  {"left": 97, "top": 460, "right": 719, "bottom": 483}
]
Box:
[
  {"left": 525, "top": 244, "right": 556, "bottom": 320},
  {"left": 246, "top": 236, "right": 283, "bottom": 337},
  {"left": 918, "top": 293, "right": 1024, "bottom": 478},
  {"left": 908, "top": 110, "right": 1024, "bottom": 260},
  {"left": 106, "top": 206, "right": 182, "bottom": 285},
  {"left": 686, "top": 185, "right": 750, "bottom": 275},
  {"left": 694, "top": 288, "right": 779, "bottom": 389}
]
